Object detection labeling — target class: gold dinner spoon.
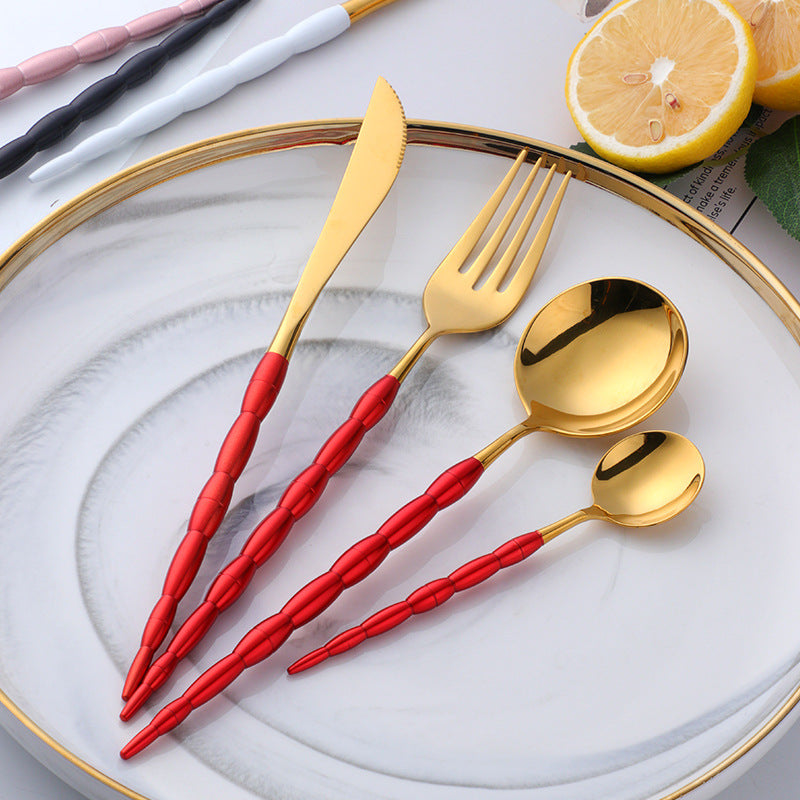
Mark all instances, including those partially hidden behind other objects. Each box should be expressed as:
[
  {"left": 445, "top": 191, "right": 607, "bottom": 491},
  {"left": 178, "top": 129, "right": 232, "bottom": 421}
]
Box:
[
  {"left": 120, "top": 276, "right": 688, "bottom": 758},
  {"left": 290, "top": 430, "right": 705, "bottom": 672}
]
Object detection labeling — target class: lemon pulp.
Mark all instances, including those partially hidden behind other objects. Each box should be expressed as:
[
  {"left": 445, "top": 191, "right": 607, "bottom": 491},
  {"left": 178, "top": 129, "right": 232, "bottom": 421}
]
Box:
[{"left": 566, "top": 0, "right": 757, "bottom": 173}]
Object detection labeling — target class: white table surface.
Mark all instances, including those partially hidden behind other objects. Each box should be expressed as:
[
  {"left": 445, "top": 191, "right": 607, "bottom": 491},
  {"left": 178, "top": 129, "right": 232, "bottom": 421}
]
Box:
[{"left": 0, "top": 1, "right": 798, "bottom": 798}]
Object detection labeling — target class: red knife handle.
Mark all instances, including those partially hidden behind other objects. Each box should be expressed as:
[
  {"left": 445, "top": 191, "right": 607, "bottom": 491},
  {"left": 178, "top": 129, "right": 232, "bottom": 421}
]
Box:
[
  {"left": 289, "top": 529, "right": 545, "bottom": 673},
  {"left": 121, "top": 373, "right": 401, "bottom": 717},
  {"left": 122, "top": 350, "right": 288, "bottom": 700},
  {"left": 119, "top": 456, "right": 484, "bottom": 754}
]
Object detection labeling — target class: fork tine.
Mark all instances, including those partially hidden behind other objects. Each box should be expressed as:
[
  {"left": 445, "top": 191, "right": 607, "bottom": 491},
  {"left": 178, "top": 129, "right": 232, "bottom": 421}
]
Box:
[
  {"left": 436, "top": 148, "right": 528, "bottom": 273},
  {"left": 461, "top": 156, "right": 544, "bottom": 283},
  {"left": 479, "top": 162, "right": 556, "bottom": 292},
  {"left": 500, "top": 170, "right": 572, "bottom": 298}
]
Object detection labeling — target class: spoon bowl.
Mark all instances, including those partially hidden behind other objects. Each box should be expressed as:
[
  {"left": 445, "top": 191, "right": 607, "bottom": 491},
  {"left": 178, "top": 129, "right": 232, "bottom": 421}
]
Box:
[
  {"left": 476, "top": 277, "right": 688, "bottom": 467},
  {"left": 515, "top": 277, "right": 687, "bottom": 437},
  {"left": 589, "top": 430, "right": 705, "bottom": 527}
]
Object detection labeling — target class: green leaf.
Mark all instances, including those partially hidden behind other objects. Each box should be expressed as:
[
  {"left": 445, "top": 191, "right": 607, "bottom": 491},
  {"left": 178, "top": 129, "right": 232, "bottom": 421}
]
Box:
[
  {"left": 569, "top": 141, "right": 600, "bottom": 159},
  {"left": 742, "top": 103, "right": 767, "bottom": 130},
  {"left": 744, "top": 116, "right": 800, "bottom": 241},
  {"left": 639, "top": 162, "right": 702, "bottom": 188}
]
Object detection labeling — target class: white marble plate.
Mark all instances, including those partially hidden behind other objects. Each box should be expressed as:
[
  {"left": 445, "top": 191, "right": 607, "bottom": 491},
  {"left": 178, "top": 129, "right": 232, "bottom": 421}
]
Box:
[{"left": 1, "top": 124, "right": 800, "bottom": 800}]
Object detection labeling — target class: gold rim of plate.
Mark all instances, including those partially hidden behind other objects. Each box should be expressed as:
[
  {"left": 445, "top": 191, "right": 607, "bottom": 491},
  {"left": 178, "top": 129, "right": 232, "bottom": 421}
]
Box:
[{"left": 1, "top": 119, "right": 799, "bottom": 800}]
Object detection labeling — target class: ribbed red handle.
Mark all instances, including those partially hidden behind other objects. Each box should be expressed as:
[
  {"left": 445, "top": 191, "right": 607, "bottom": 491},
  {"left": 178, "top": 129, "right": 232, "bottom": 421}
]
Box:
[
  {"left": 289, "top": 529, "right": 545, "bottom": 673},
  {"left": 120, "top": 456, "right": 485, "bottom": 756},
  {"left": 122, "top": 350, "right": 289, "bottom": 700},
  {"left": 121, "top": 373, "right": 401, "bottom": 717}
]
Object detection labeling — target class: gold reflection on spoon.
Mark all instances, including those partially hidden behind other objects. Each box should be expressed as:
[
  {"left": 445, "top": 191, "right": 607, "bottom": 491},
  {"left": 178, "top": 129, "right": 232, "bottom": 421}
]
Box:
[
  {"left": 541, "top": 430, "right": 705, "bottom": 542},
  {"left": 477, "top": 277, "right": 688, "bottom": 467}
]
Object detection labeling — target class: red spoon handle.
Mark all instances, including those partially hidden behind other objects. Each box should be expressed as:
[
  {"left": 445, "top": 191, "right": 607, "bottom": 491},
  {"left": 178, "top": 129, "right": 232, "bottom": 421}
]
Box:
[
  {"left": 122, "top": 350, "right": 289, "bottom": 700},
  {"left": 121, "top": 373, "right": 401, "bottom": 717},
  {"left": 120, "top": 456, "right": 484, "bottom": 756},
  {"left": 288, "top": 530, "right": 545, "bottom": 673}
]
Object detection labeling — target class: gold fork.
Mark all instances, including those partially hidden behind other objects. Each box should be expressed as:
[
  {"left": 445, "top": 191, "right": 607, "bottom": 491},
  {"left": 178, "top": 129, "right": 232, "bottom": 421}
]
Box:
[{"left": 121, "top": 149, "right": 572, "bottom": 721}]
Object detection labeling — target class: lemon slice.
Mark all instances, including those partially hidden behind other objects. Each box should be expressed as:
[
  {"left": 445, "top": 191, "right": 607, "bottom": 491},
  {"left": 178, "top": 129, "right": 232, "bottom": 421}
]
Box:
[
  {"left": 565, "top": 0, "right": 757, "bottom": 173},
  {"left": 729, "top": 0, "right": 800, "bottom": 110}
]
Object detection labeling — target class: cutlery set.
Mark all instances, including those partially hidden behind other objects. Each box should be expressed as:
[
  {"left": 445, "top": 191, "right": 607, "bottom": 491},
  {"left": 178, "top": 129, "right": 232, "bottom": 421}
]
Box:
[{"left": 115, "top": 78, "right": 704, "bottom": 758}]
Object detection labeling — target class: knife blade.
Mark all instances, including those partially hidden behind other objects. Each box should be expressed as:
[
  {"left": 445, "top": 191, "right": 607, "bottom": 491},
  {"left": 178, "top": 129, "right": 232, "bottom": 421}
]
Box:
[
  {"left": 269, "top": 76, "right": 406, "bottom": 357},
  {"left": 120, "top": 76, "right": 406, "bottom": 701}
]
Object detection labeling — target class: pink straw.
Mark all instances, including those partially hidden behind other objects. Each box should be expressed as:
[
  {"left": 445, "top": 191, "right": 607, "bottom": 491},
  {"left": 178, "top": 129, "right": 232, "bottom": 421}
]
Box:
[{"left": 0, "top": 0, "right": 225, "bottom": 100}]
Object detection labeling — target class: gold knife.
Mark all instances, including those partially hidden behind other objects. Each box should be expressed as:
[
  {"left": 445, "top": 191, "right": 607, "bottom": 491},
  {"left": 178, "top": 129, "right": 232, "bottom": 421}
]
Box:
[
  {"left": 121, "top": 76, "right": 407, "bottom": 701},
  {"left": 270, "top": 76, "right": 406, "bottom": 356}
]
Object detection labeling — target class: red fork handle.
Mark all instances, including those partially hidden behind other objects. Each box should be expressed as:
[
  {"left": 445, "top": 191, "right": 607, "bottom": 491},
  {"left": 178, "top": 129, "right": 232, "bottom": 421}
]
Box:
[
  {"left": 122, "top": 350, "right": 288, "bottom": 700},
  {"left": 120, "top": 456, "right": 484, "bottom": 756},
  {"left": 121, "top": 373, "right": 402, "bottom": 716},
  {"left": 288, "top": 530, "right": 545, "bottom": 674}
]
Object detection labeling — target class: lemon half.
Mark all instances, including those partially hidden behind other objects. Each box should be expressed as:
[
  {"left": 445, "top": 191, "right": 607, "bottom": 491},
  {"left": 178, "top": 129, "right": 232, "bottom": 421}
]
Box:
[
  {"left": 566, "top": 0, "right": 757, "bottom": 173},
  {"left": 729, "top": 0, "right": 800, "bottom": 110}
]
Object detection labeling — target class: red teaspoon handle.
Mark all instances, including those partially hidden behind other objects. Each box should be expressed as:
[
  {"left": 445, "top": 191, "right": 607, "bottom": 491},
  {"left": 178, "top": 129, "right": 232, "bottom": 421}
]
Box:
[
  {"left": 122, "top": 350, "right": 288, "bottom": 700},
  {"left": 120, "top": 456, "right": 484, "bottom": 757},
  {"left": 289, "top": 530, "right": 545, "bottom": 673},
  {"left": 121, "top": 373, "right": 402, "bottom": 717}
]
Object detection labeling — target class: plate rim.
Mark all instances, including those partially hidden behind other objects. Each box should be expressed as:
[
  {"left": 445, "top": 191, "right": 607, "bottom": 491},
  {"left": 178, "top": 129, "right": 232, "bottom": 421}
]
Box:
[{"left": 1, "top": 117, "right": 799, "bottom": 800}]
